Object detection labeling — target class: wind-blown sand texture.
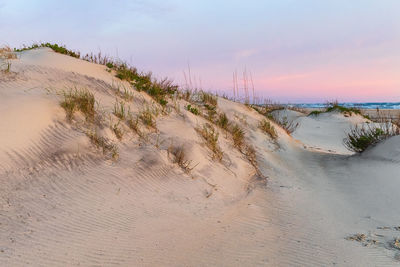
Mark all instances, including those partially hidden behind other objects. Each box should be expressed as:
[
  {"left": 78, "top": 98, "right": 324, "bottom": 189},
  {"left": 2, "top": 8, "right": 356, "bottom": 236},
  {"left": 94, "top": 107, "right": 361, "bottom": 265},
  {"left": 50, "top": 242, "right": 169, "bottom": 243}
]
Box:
[{"left": 1, "top": 48, "right": 400, "bottom": 266}]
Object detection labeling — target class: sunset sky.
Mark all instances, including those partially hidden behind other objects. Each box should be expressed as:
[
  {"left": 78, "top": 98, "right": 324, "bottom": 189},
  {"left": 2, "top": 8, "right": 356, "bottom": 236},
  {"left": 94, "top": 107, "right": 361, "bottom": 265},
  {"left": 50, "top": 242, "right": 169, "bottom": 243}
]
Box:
[{"left": 1, "top": 0, "right": 399, "bottom": 103}]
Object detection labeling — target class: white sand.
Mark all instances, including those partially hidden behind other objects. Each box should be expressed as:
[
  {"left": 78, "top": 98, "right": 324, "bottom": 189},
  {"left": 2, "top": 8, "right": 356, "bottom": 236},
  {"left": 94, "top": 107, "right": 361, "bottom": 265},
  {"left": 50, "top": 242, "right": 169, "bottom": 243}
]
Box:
[{"left": 1, "top": 48, "right": 400, "bottom": 266}]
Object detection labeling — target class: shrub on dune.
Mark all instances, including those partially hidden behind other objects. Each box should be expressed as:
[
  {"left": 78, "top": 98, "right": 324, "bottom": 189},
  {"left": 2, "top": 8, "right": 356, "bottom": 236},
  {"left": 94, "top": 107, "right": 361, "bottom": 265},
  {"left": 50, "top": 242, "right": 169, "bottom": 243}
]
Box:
[{"left": 258, "top": 119, "right": 277, "bottom": 139}]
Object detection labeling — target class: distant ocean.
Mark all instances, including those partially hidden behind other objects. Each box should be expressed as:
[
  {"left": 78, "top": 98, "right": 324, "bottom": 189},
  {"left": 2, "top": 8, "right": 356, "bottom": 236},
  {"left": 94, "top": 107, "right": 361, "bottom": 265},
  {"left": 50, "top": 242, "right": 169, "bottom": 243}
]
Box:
[{"left": 294, "top": 102, "right": 400, "bottom": 110}]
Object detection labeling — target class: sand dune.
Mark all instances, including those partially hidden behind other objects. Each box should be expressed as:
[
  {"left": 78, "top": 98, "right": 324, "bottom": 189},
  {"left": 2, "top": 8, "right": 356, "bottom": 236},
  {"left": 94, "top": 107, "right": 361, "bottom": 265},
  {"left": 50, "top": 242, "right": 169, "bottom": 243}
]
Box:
[{"left": 1, "top": 48, "right": 400, "bottom": 266}]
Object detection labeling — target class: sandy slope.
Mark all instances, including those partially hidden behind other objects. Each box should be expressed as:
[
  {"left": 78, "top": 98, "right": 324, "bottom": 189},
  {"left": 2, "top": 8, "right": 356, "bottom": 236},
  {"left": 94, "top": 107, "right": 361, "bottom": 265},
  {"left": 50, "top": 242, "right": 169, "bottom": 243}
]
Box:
[{"left": 1, "top": 48, "right": 400, "bottom": 266}]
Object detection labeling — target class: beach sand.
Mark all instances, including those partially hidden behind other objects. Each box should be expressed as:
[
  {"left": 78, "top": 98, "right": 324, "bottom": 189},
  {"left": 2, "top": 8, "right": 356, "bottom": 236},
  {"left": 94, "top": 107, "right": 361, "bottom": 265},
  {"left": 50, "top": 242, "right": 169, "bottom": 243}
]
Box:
[{"left": 1, "top": 48, "right": 400, "bottom": 266}]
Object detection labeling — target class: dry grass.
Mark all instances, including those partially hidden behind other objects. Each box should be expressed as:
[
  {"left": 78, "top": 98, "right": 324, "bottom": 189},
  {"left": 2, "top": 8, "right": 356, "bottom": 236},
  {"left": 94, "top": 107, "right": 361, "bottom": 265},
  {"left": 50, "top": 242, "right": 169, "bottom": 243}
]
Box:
[
  {"left": 196, "top": 123, "right": 223, "bottom": 161},
  {"left": 230, "top": 123, "right": 245, "bottom": 150},
  {"left": 139, "top": 108, "right": 156, "bottom": 128},
  {"left": 258, "top": 119, "right": 277, "bottom": 139},
  {"left": 0, "top": 46, "right": 17, "bottom": 59},
  {"left": 168, "top": 144, "right": 197, "bottom": 173},
  {"left": 87, "top": 130, "right": 118, "bottom": 160},
  {"left": 111, "top": 122, "right": 123, "bottom": 140},
  {"left": 60, "top": 88, "right": 96, "bottom": 122},
  {"left": 127, "top": 114, "right": 142, "bottom": 135},
  {"left": 268, "top": 113, "right": 299, "bottom": 134}
]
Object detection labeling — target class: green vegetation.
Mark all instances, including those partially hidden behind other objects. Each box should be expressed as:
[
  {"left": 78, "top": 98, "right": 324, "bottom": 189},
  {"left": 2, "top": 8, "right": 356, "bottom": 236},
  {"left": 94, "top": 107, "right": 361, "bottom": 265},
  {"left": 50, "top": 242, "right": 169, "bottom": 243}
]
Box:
[
  {"left": 113, "top": 101, "right": 128, "bottom": 120},
  {"left": 343, "top": 123, "right": 399, "bottom": 153},
  {"left": 15, "top": 43, "right": 80, "bottom": 58},
  {"left": 308, "top": 110, "right": 323, "bottom": 116},
  {"left": 60, "top": 88, "right": 96, "bottom": 121},
  {"left": 186, "top": 104, "right": 199, "bottom": 115},
  {"left": 216, "top": 112, "right": 229, "bottom": 130},
  {"left": 258, "top": 119, "right": 277, "bottom": 139}
]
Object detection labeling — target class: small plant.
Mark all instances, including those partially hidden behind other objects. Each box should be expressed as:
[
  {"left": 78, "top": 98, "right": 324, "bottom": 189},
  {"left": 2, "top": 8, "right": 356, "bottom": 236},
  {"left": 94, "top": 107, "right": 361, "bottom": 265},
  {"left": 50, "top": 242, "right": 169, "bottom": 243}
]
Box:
[
  {"left": 216, "top": 113, "right": 229, "bottom": 130},
  {"left": 196, "top": 123, "right": 223, "bottom": 161},
  {"left": 87, "top": 130, "right": 118, "bottom": 160},
  {"left": 258, "top": 119, "right": 277, "bottom": 139},
  {"left": 111, "top": 122, "right": 123, "bottom": 140},
  {"left": 127, "top": 114, "right": 141, "bottom": 135},
  {"left": 343, "top": 123, "right": 399, "bottom": 153},
  {"left": 113, "top": 101, "right": 128, "bottom": 120},
  {"left": 230, "top": 123, "right": 245, "bottom": 150},
  {"left": 168, "top": 144, "right": 197, "bottom": 173},
  {"left": 106, "top": 62, "right": 114, "bottom": 69},
  {"left": 204, "top": 104, "right": 217, "bottom": 122},
  {"left": 139, "top": 108, "right": 156, "bottom": 128},
  {"left": 186, "top": 104, "right": 199, "bottom": 115},
  {"left": 60, "top": 88, "right": 96, "bottom": 121}
]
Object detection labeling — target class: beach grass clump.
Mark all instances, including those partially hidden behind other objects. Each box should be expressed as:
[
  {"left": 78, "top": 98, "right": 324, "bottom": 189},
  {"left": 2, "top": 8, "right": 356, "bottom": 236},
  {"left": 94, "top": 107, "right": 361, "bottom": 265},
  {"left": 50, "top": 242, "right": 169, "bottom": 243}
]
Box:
[
  {"left": 111, "top": 122, "right": 124, "bottom": 140},
  {"left": 186, "top": 104, "right": 199, "bottom": 115},
  {"left": 230, "top": 123, "right": 245, "bottom": 150},
  {"left": 196, "top": 123, "right": 223, "bottom": 161},
  {"left": 87, "top": 130, "right": 118, "bottom": 160},
  {"left": 268, "top": 114, "right": 298, "bottom": 134},
  {"left": 60, "top": 88, "right": 96, "bottom": 121},
  {"left": 168, "top": 145, "right": 197, "bottom": 173},
  {"left": 114, "top": 64, "right": 177, "bottom": 106},
  {"left": 343, "top": 123, "right": 399, "bottom": 153},
  {"left": 216, "top": 112, "right": 229, "bottom": 130},
  {"left": 0, "top": 46, "right": 16, "bottom": 73},
  {"left": 200, "top": 91, "right": 218, "bottom": 107},
  {"left": 139, "top": 108, "right": 156, "bottom": 128},
  {"left": 258, "top": 119, "right": 277, "bottom": 139},
  {"left": 113, "top": 101, "right": 128, "bottom": 120}
]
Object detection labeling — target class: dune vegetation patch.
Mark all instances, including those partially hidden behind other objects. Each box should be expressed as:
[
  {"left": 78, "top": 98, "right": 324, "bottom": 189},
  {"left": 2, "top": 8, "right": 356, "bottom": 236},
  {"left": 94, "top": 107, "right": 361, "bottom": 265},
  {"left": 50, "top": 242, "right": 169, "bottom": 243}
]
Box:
[
  {"left": 258, "top": 119, "right": 277, "bottom": 139},
  {"left": 196, "top": 123, "right": 223, "bottom": 161},
  {"left": 167, "top": 144, "right": 197, "bottom": 174},
  {"left": 60, "top": 88, "right": 96, "bottom": 122},
  {"left": 343, "top": 122, "right": 399, "bottom": 153},
  {"left": 307, "top": 101, "right": 367, "bottom": 118}
]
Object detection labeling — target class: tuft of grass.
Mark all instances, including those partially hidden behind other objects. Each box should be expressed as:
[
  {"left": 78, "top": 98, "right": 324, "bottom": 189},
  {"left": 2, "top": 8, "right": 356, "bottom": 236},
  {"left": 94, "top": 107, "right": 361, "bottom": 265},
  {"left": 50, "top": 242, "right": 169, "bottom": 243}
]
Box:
[
  {"left": 186, "top": 104, "right": 199, "bottom": 115},
  {"left": 113, "top": 101, "right": 128, "bottom": 120},
  {"left": 230, "top": 123, "right": 245, "bottom": 150},
  {"left": 139, "top": 108, "right": 156, "bottom": 128},
  {"left": 168, "top": 144, "right": 197, "bottom": 173},
  {"left": 0, "top": 46, "right": 16, "bottom": 73},
  {"left": 87, "top": 130, "right": 118, "bottom": 160},
  {"left": 60, "top": 88, "right": 96, "bottom": 121},
  {"left": 196, "top": 123, "right": 223, "bottom": 161},
  {"left": 200, "top": 91, "right": 218, "bottom": 107},
  {"left": 268, "top": 113, "right": 298, "bottom": 134},
  {"left": 216, "top": 112, "right": 229, "bottom": 130},
  {"left": 111, "top": 122, "right": 123, "bottom": 140},
  {"left": 258, "top": 119, "right": 277, "bottom": 139},
  {"left": 343, "top": 123, "right": 399, "bottom": 153},
  {"left": 127, "top": 114, "right": 141, "bottom": 135}
]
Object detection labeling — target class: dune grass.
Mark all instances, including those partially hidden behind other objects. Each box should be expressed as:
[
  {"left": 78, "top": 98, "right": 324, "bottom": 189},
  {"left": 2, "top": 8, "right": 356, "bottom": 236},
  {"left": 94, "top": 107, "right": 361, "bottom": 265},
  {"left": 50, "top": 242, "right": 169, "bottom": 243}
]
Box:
[
  {"left": 196, "top": 123, "right": 223, "bottom": 161},
  {"left": 343, "top": 123, "right": 399, "bottom": 153},
  {"left": 258, "top": 119, "right": 277, "bottom": 139},
  {"left": 113, "top": 101, "right": 128, "bottom": 120},
  {"left": 168, "top": 144, "right": 197, "bottom": 173},
  {"left": 139, "top": 108, "right": 156, "bottom": 128},
  {"left": 87, "top": 130, "right": 119, "bottom": 159},
  {"left": 216, "top": 112, "right": 229, "bottom": 130},
  {"left": 15, "top": 43, "right": 80, "bottom": 58},
  {"left": 230, "top": 123, "right": 245, "bottom": 150},
  {"left": 60, "top": 88, "right": 96, "bottom": 121}
]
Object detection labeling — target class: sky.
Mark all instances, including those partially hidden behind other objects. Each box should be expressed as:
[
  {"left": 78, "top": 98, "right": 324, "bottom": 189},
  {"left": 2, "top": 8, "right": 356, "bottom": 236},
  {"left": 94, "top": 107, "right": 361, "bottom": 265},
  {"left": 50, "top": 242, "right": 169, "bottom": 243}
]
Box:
[{"left": 0, "top": 0, "right": 399, "bottom": 103}]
